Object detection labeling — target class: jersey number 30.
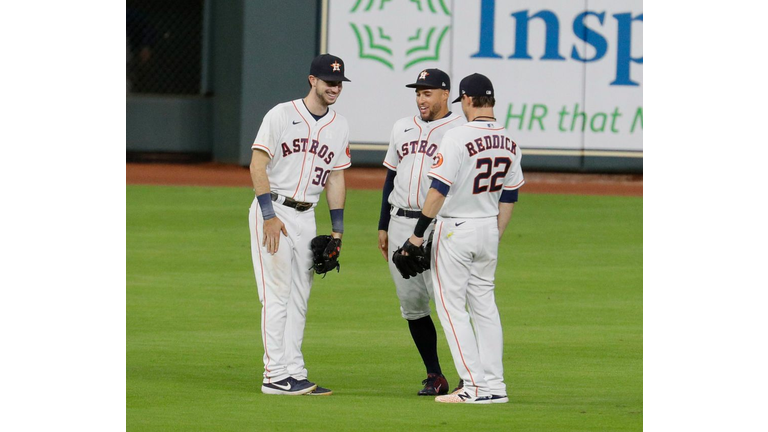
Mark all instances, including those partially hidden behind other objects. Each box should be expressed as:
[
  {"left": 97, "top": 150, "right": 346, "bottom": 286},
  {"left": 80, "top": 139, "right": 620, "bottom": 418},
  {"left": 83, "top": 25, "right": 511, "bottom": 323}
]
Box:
[
  {"left": 473, "top": 157, "right": 511, "bottom": 194},
  {"left": 312, "top": 167, "right": 330, "bottom": 186}
]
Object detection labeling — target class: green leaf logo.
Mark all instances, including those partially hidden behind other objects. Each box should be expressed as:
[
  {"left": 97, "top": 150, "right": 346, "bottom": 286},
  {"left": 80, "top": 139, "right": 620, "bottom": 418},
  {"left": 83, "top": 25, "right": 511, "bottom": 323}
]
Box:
[
  {"left": 350, "top": 23, "right": 394, "bottom": 70},
  {"left": 348, "top": 0, "right": 451, "bottom": 70},
  {"left": 404, "top": 25, "right": 450, "bottom": 70}
]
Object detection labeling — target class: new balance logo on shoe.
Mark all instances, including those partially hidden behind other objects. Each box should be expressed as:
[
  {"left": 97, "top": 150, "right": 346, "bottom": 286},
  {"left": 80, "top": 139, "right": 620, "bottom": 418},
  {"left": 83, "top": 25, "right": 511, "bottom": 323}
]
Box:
[{"left": 435, "top": 391, "right": 492, "bottom": 404}]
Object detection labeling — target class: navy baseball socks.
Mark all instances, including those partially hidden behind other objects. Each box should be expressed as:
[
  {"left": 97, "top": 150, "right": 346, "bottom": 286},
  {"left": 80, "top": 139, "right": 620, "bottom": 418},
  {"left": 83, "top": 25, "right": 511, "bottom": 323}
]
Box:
[{"left": 408, "top": 316, "right": 449, "bottom": 395}]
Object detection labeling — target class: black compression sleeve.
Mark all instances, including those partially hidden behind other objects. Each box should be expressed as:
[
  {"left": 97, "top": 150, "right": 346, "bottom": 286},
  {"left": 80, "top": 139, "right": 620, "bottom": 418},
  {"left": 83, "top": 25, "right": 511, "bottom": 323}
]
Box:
[
  {"left": 414, "top": 214, "right": 433, "bottom": 238},
  {"left": 378, "top": 169, "right": 397, "bottom": 231}
]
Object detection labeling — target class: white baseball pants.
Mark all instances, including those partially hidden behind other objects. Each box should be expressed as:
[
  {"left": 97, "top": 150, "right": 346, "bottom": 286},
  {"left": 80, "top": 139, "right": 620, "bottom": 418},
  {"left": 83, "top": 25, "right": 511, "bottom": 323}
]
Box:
[
  {"left": 386, "top": 210, "right": 436, "bottom": 320},
  {"left": 249, "top": 198, "right": 316, "bottom": 384},
  {"left": 431, "top": 216, "right": 507, "bottom": 398}
]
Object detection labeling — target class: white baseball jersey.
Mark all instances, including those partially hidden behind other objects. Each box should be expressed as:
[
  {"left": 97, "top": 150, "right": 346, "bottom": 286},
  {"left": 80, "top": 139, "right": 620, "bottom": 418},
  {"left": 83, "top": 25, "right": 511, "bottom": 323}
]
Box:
[
  {"left": 249, "top": 98, "right": 350, "bottom": 385},
  {"left": 252, "top": 99, "right": 352, "bottom": 203},
  {"left": 383, "top": 113, "right": 463, "bottom": 210},
  {"left": 428, "top": 121, "right": 524, "bottom": 218}
]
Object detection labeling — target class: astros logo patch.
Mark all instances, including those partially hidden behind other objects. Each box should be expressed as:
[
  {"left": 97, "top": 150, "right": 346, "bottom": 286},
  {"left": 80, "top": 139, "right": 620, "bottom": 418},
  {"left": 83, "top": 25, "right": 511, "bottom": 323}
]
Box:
[
  {"left": 431, "top": 153, "right": 443, "bottom": 168},
  {"left": 331, "top": 61, "right": 341, "bottom": 72},
  {"left": 419, "top": 70, "right": 429, "bottom": 80}
]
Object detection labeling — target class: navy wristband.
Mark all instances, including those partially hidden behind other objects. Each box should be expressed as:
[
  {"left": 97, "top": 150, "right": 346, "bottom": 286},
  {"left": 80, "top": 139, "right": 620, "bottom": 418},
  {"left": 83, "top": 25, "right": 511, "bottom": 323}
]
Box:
[
  {"left": 257, "top": 193, "right": 276, "bottom": 220},
  {"left": 330, "top": 208, "right": 344, "bottom": 233},
  {"left": 500, "top": 189, "right": 519, "bottom": 203},
  {"left": 431, "top": 178, "right": 450, "bottom": 196}
]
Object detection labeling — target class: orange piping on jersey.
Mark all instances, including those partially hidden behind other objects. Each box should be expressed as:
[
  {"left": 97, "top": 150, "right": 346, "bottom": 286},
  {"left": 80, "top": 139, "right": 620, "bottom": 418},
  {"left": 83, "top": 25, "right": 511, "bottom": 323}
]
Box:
[
  {"left": 253, "top": 204, "right": 272, "bottom": 380},
  {"left": 252, "top": 143, "right": 274, "bottom": 158},
  {"left": 428, "top": 171, "right": 453, "bottom": 185},
  {"left": 465, "top": 124, "right": 505, "bottom": 131},
  {"left": 415, "top": 116, "right": 462, "bottom": 208},
  {"left": 290, "top": 100, "right": 312, "bottom": 199},
  {"left": 383, "top": 160, "right": 396, "bottom": 170},
  {"left": 434, "top": 221, "right": 477, "bottom": 393},
  {"left": 406, "top": 116, "right": 423, "bottom": 209},
  {"left": 301, "top": 111, "right": 337, "bottom": 201},
  {"left": 503, "top": 179, "right": 526, "bottom": 190},
  {"left": 333, "top": 162, "right": 351, "bottom": 170}
]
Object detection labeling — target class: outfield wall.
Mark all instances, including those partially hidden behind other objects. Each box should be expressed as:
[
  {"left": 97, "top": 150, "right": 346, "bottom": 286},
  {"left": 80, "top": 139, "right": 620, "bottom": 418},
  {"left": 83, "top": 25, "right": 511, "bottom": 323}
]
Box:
[{"left": 126, "top": 0, "right": 642, "bottom": 173}]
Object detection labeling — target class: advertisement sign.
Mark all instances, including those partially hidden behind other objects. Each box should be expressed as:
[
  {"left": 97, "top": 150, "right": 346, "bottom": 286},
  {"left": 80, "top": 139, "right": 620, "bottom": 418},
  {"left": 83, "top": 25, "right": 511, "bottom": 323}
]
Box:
[{"left": 326, "top": 0, "right": 642, "bottom": 159}]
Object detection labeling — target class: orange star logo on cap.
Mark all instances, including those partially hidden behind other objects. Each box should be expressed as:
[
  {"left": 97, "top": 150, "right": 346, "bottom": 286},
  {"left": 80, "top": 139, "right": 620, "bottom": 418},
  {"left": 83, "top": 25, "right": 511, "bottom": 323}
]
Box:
[
  {"left": 331, "top": 61, "right": 341, "bottom": 72},
  {"left": 419, "top": 70, "right": 429, "bottom": 80}
]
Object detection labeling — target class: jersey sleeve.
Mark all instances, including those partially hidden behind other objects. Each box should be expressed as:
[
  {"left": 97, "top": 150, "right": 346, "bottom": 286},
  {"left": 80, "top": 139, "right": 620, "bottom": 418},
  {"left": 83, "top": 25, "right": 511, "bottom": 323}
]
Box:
[
  {"left": 382, "top": 124, "right": 399, "bottom": 171},
  {"left": 503, "top": 145, "right": 525, "bottom": 190},
  {"left": 331, "top": 121, "right": 351, "bottom": 170},
  {"left": 251, "top": 107, "right": 284, "bottom": 158},
  {"left": 427, "top": 132, "right": 462, "bottom": 186}
]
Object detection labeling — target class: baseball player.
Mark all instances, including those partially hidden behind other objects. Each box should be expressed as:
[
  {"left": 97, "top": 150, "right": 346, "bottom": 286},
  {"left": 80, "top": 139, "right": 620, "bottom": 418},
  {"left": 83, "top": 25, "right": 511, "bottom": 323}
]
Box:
[
  {"left": 399, "top": 73, "right": 524, "bottom": 404},
  {"left": 248, "top": 54, "right": 351, "bottom": 396},
  {"left": 377, "top": 69, "right": 463, "bottom": 395}
]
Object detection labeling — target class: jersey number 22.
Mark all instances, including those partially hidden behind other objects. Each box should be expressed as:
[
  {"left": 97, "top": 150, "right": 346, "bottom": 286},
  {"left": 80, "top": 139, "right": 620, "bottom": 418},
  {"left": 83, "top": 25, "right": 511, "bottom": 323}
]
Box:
[{"left": 473, "top": 157, "right": 511, "bottom": 194}]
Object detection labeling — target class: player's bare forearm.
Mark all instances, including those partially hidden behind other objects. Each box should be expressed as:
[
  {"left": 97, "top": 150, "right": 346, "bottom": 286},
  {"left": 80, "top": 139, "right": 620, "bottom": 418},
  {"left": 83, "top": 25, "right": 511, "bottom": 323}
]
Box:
[
  {"left": 420, "top": 188, "right": 446, "bottom": 219},
  {"left": 325, "top": 170, "right": 346, "bottom": 239},
  {"left": 378, "top": 230, "right": 389, "bottom": 260},
  {"left": 249, "top": 149, "right": 272, "bottom": 195},
  {"left": 408, "top": 188, "right": 445, "bottom": 247},
  {"left": 498, "top": 202, "right": 515, "bottom": 240},
  {"left": 250, "top": 150, "right": 286, "bottom": 253}
]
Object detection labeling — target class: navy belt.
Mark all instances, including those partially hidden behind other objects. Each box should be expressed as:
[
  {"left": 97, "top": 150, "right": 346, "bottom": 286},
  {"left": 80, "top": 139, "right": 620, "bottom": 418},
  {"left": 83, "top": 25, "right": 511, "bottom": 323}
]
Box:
[
  {"left": 271, "top": 192, "right": 313, "bottom": 212},
  {"left": 395, "top": 207, "right": 421, "bottom": 219}
]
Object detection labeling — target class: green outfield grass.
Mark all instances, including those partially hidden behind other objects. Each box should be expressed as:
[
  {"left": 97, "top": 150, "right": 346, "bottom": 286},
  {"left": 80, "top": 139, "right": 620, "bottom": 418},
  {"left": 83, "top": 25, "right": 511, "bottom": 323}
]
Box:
[{"left": 127, "top": 185, "right": 642, "bottom": 431}]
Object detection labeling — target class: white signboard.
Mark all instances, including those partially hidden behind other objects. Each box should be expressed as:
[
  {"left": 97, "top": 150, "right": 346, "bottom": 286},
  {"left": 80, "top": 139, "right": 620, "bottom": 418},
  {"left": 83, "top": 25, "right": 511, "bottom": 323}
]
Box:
[{"left": 327, "top": 0, "right": 642, "bottom": 153}]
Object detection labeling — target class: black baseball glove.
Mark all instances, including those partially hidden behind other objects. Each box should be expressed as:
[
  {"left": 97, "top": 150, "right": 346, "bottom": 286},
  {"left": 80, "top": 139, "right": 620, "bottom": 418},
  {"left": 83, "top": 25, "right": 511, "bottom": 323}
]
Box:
[
  {"left": 392, "top": 238, "right": 429, "bottom": 279},
  {"left": 310, "top": 235, "right": 342, "bottom": 276}
]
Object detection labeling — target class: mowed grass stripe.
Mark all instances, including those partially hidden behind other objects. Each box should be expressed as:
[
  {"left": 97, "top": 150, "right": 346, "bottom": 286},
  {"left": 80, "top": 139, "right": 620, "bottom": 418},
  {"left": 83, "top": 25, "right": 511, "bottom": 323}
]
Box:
[{"left": 127, "top": 185, "right": 642, "bottom": 431}]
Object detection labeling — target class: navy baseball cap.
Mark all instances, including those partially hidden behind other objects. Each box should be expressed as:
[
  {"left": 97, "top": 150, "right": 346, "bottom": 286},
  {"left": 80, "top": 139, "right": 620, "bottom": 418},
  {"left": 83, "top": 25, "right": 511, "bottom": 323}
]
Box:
[
  {"left": 405, "top": 68, "right": 450, "bottom": 90},
  {"left": 310, "top": 54, "right": 351, "bottom": 82},
  {"left": 452, "top": 73, "right": 494, "bottom": 103}
]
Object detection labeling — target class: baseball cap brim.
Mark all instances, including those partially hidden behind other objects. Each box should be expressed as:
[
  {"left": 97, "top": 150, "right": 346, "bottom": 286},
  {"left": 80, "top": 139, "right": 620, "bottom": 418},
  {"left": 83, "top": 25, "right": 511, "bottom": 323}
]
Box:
[
  {"left": 405, "top": 82, "right": 443, "bottom": 89},
  {"left": 314, "top": 74, "right": 351, "bottom": 82},
  {"left": 452, "top": 94, "right": 463, "bottom": 103}
]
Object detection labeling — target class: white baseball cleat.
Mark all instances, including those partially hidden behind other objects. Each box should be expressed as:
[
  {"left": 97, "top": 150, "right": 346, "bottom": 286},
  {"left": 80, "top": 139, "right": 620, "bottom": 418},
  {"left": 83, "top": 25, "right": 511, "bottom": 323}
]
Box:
[
  {"left": 435, "top": 390, "right": 492, "bottom": 404},
  {"left": 490, "top": 395, "right": 509, "bottom": 404}
]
